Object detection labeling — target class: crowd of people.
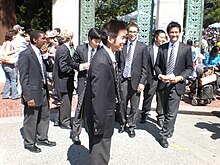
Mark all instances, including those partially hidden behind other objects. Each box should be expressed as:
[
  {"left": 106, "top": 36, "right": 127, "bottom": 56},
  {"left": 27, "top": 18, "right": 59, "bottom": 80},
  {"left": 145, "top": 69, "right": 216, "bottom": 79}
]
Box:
[{"left": 0, "top": 20, "right": 219, "bottom": 165}]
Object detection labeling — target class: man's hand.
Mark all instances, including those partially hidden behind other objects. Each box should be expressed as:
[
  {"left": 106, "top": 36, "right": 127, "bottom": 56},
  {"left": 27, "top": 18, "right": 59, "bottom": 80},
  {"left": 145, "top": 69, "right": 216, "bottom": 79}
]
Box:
[
  {"left": 82, "top": 62, "right": 90, "bottom": 70},
  {"left": 41, "top": 44, "right": 49, "bottom": 54},
  {"left": 137, "top": 84, "right": 145, "bottom": 93},
  {"left": 169, "top": 76, "right": 183, "bottom": 84},
  {"left": 27, "top": 99, "right": 36, "bottom": 107}
]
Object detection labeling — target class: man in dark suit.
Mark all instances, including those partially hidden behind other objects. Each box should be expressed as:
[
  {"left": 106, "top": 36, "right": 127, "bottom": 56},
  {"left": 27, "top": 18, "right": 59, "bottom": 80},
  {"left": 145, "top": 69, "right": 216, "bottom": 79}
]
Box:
[
  {"left": 140, "top": 30, "right": 167, "bottom": 127},
  {"left": 70, "top": 28, "right": 101, "bottom": 145},
  {"left": 119, "top": 23, "right": 148, "bottom": 138},
  {"left": 154, "top": 22, "right": 193, "bottom": 148},
  {"left": 53, "top": 30, "right": 76, "bottom": 129},
  {"left": 83, "top": 20, "right": 127, "bottom": 165},
  {"left": 18, "top": 30, "right": 56, "bottom": 153}
]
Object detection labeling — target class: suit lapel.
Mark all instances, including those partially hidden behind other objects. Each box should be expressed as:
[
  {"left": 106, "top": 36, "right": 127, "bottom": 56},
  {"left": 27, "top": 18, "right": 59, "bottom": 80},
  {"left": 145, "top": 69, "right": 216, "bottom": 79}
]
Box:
[
  {"left": 29, "top": 45, "right": 42, "bottom": 75},
  {"left": 164, "top": 43, "right": 169, "bottom": 70},
  {"left": 132, "top": 41, "right": 139, "bottom": 63},
  {"left": 84, "top": 43, "right": 89, "bottom": 62},
  {"left": 149, "top": 45, "right": 154, "bottom": 65},
  {"left": 174, "top": 42, "right": 183, "bottom": 68}
]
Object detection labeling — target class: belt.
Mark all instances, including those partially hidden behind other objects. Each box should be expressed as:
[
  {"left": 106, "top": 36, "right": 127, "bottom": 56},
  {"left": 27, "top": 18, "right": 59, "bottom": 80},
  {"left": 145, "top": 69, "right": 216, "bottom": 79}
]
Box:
[{"left": 124, "top": 77, "right": 131, "bottom": 81}]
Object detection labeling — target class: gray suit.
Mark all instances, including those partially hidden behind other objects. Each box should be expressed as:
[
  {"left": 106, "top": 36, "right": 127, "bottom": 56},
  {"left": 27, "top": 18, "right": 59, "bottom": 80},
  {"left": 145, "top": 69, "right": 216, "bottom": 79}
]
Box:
[
  {"left": 155, "top": 42, "right": 193, "bottom": 138},
  {"left": 119, "top": 41, "right": 148, "bottom": 130},
  {"left": 142, "top": 45, "right": 163, "bottom": 121},
  {"left": 18, "top": 44, "right": 52, "bottom": 147}
]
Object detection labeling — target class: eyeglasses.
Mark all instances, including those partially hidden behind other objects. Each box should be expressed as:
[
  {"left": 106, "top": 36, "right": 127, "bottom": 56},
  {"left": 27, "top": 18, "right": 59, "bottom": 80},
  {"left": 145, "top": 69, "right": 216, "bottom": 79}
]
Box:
[{"left": 128, "top": 31, "right": 138, "bottom": 34}]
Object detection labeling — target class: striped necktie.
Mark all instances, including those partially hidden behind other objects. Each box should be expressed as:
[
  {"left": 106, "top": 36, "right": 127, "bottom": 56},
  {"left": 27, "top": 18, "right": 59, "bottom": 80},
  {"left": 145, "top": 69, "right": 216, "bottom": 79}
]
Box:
[
  {"left": 167, "top": 44, "right": 175, "bottom": 75},
  {"left": 123, "top": 42, "right": 132, "bottom": 78}
]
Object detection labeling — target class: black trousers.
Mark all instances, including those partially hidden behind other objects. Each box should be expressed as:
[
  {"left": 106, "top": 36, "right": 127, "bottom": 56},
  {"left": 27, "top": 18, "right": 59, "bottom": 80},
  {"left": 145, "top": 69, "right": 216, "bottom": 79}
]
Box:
[
  {"left": 120, "top": 79, "right": 140, "bottom": 131},
  {"left": 71, "top": 88, "right": 85, "bottom": 137},
  {"left": 142, "top": 79, "right": 164, "bottom": 121},
  {"left": 88, "top": 133, "right": 111, "bottom": 165},
  {"left": 58, "top": 91, "right": 73, "bottom": 126},
  {"left": 159, "top": 85, "right": 181, "bottom": 138},
  {"left": 23, "top": 89, "right": 50, "bottom": 147}
]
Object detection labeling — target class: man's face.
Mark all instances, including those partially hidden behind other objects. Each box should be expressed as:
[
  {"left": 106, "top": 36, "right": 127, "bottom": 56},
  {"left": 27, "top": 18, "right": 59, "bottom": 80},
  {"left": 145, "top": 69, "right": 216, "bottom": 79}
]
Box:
[
  {"left": 111, "top": 29, "right": 127, "bottom": 52},
  {"left": 168, "top": 27, "right": 180, "bottom": 44},
  {"left": 25, "top": 34, "right": 30, "bottom": 42},
  {"left": 127, "top": 26, "right": 138, "bottom": 42},
  {"left": 35, "top": 33, "right": 46, "bottom": 49},
  {"left": 89, "top": 38, "right": 101, "bottom": 48},
  {"left": 155, "top": 33, "right": 166, "bottom": 46}
]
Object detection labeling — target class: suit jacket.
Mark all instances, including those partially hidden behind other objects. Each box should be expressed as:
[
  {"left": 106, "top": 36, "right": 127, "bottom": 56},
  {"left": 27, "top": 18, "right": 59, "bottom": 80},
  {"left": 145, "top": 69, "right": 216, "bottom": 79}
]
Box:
[
  {"left": 18, "top": 44, "right": 51, "bottom": 107},
  {"left": 83, "top": 47, "right": 116, "bottom": 138},
  {"left": 120, "top": 41, "right": 148, "bottom": 90},
  {"left": 53, "top": 44, "right": 76, "bottom": 93},
  {"left": 72, "top": 43, "right": 100, "bottom": 95},
  {"left": 146, "top": 45, "right": 158, "bottom": 86},
  {"left": 154, "top": 42, "right": 193, "bottom": 95}
]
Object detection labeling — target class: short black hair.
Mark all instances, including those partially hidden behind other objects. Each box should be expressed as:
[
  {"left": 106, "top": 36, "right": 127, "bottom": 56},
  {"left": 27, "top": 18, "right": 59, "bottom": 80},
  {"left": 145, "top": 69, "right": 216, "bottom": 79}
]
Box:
[
  {"left": 127, "top": 22, "right": 139, "bottom": 32},
  {"left": 101, "top": 20, "right": 127, "bottom": 45},
  {"left": 25, "top": 29, "right": 33, "bottom": 36},
  {"left": 154, "top": 29, "right": 166, "bottom": 40},
  {"left": 54, "top": 28, "right": 61, "bottom": 34},
  {"left": 186, "top": 39, "right": 193, "bottom": 46},
  {"left": 30, "top": 30, "right": 44, "bottom": 43},
  {"left": 88, "top": 28, "right": 101, "bottom": 40},
  {"left": 166, "top": 21, "right": 181, "bottom": 33}
]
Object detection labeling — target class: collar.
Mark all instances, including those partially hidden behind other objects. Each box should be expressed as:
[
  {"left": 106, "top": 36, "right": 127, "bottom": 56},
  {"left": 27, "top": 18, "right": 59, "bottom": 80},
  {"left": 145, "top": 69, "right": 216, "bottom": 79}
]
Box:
[
  {"left": 31, "top": 44, "right": 41, "bottom": 55},
  {"left": 103, "top": 45, "right": 116, "bottom": 63}
]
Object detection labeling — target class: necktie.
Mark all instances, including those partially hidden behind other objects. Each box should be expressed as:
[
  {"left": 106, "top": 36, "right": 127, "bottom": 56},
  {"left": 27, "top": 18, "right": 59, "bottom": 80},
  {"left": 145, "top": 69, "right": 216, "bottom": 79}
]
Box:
[
  {"left": 167, "top": 44, "right": 175, "bottom": 75},
  {"left": 90, "top": 48, "right": 95, "bottom": 62},
  {"left": 38, "top": 51, "right": 46, "bottom": 84},
  {"left": 113, "top": 61, "right": 121, "bottom": 103},
  {"left": 123, "top": 42, "right": 132, "bottom": 78}
]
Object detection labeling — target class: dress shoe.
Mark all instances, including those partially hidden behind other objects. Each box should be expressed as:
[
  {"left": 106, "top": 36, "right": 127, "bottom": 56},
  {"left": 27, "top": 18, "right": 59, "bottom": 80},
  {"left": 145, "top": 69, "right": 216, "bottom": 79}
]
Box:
[
  {"left": 167, "top": 131, "right": 174, "bottom": 138},
  {"left": 128, "top": 130, "right": 136, "bottom": 138},
  {"left": 157, "top": 120, "right": 164, "bottom": 128},
  {"left": 72, "top": 136, "right": 81, "bottom": 145},
  {"left": 118, "top": 125, "right": 125, "bottom": 133},
  {"left": 24, "top": 145, "right": 41, "bottom": 153},
  {"left": 37, "top": 140, "right": 56, "bottom": 147},
  {"left": 140, "top": 116, "right": 146, "bottom": 123},
  {"left": 54, "top": 120, "right": 60, "bottom": 126},
  {"left": 159, "top": 137, "right": 169, "bottom": 148},
  {"left": 60, "top": 124, "right": 71, "bottom": 129}
]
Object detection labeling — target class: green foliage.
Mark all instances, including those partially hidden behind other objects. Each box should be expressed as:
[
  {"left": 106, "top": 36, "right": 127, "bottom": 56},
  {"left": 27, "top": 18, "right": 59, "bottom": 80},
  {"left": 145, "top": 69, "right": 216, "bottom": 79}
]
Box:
[
  {"left": 203, "top": 0, "right": 220, "bottom": 27},
  {"left": 15, "top": 0, "right": 52, "bottom": 31},
  {"left": 95, "top": 0, "right": 137, "bottom": 28}
]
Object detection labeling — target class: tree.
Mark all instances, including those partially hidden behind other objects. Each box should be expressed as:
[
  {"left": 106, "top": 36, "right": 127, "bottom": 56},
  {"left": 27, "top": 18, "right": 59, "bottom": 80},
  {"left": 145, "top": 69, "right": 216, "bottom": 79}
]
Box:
[
  {"left": 95, "top": 0, "right": 137, "bottom": 27},
  {"left": 15, "top": 0, "right": 52, "bottom": 31},
  {"left": 203, "top": 0, "right": 220, "bottom": 27}
]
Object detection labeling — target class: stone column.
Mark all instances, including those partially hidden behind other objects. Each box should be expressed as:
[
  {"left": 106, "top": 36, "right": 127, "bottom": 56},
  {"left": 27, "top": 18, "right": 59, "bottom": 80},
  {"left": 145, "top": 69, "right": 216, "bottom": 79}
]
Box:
[
  {"left": 52, "top": 0, "right": 79, "bottom": 46},
  {"left": 156, "top": 0, "right": 184, "bottom": 39}
]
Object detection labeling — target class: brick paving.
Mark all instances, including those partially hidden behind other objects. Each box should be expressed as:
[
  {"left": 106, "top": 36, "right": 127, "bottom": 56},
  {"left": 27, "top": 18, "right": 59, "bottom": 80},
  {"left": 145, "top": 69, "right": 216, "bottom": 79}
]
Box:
[
  {"left": 0, "top": 82, "right": 219, "bottom": 118},
  {"left": 0, "top": 82, "right": 77, "bottom": 118}
]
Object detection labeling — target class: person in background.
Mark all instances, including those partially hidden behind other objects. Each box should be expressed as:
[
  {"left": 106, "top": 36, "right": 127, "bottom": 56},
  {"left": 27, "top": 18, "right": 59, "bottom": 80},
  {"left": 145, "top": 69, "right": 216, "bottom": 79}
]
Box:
[
  {"left": 140, "top": 29, "right": 166, "bottom": 128},
  {"left": 18, "top": 30, "right": 56, "bottom": 153},
  {"left": 118, "top": 22, "right": 148, "bottom": 138},
  {"left": 204, "top": 46, "right": 220, "bottom": 67},
  {"left": 53, "top": 30, "right": 76, "bottom": 129},
  {"left": 155, "top": 21, "right": 193, "bottom": 148},
  {"left": 54, "top": 28, "right": 62, "bottom": 45},
  {"left": 70, "top": 28, "right": 101, "bottom": 145},
  {"left": 1, "top": 30, "right": 19, "bottom": 100},
  {"left": 83, "top": 20, "right": 127, "bottom": 165}
]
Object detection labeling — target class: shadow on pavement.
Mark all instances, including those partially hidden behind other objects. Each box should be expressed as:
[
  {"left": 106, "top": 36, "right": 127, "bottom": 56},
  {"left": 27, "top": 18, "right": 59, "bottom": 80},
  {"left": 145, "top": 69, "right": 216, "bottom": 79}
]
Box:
[
  {"left": 195, "top": 121, "right": 220, "bottom": 140},
  {"left": 67, "top": 144, "right": 89, "bottom": 165}
]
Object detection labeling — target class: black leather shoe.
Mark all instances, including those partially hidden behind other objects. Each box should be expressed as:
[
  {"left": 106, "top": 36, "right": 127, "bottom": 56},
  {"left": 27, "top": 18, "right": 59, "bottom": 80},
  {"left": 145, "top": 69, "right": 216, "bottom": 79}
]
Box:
[
  {"left": 167, "top": 131, "right": 174, "bottom": 138},
  {"left": 37, "top": 140, "right": 56, "bottom": 147},
  {"left": 159, "top": 137, "right": 169, "bottom": 148},
  {"left": 128, "top": 130, "right": 136, "bottom": 138},
  {"left": 54, "top": 120, "right": 60, "bottom": 126},
  {"left": 72, "top": 136, "right": 81, "bottom": 145},
  {"left": 140, "top": 116, "right": 146, "bottom": 123},
  {"left": 118, "top": 125, "right": 125, "bottom": 133},
  {"left": 24, "top": 145, "right": 41, "bottom": 153},
  {"left": 157, "top": 120, "right": 164, "bottom": 128},
  {"left": 60, "top": 124, "right": 71, "bottom": 129}
]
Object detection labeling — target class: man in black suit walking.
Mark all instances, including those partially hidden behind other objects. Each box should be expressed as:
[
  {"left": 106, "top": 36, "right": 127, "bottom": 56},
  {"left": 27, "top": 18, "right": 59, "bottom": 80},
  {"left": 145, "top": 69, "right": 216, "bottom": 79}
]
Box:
[
  {"left": 83, "top": 20, "right": 127, "bottom": 165},
  {"left": 140, "top": 30, "right": 167, "bottom": 127},
  {"left": 53, "top": 30, "right": 76, "bottom": 129},
  {"left": 18, "top": 30, "right": 56, "bottom": 153},
  {"left": 155, "top": 22, "right": 193, "bottom": 148},
  {"left": 70, "top": 28, "right": 101, "bottom": 145},
  {"left": 119, "top": 23, "right": 148, "bottom": 138}
]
